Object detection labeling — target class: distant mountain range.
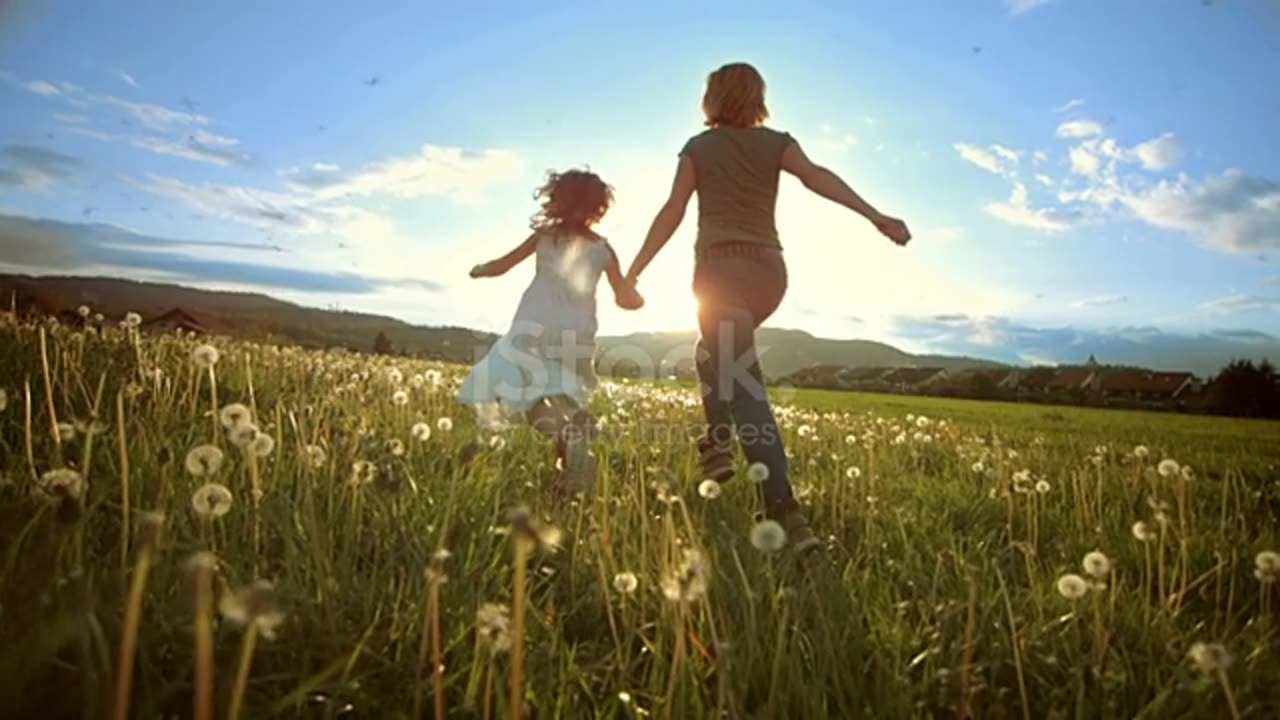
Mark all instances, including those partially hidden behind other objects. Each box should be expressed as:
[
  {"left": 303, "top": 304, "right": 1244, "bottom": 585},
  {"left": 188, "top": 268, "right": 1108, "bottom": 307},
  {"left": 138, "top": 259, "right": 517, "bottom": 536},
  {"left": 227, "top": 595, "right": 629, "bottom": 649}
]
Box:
[{"left": 0, "top": 274, "right": 1005, "bottom": 377}]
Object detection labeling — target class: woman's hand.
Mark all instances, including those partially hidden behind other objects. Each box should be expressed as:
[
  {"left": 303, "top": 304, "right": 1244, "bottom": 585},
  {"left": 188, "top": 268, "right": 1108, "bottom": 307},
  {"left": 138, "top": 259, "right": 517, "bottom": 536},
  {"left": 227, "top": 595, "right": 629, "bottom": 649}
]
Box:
[
  {"left": 615, "top": 284, "right": 645, "bottom": 310},
  {"left": 469, "top": 262, "right": 491, "bottom": 279},
  {"left": 872, "top": 214, "right": 912, "bottom": 246}
]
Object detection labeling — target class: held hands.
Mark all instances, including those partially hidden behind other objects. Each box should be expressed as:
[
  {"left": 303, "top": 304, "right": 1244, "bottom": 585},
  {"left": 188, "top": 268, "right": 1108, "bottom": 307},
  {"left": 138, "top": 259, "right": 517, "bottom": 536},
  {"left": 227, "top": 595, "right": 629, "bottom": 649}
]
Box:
[
  {"left": 615, "top": 282, "right": 645, "bottom": 311},
  {"left": 872, "top": 214, "right": 912, "bottom": 246}
]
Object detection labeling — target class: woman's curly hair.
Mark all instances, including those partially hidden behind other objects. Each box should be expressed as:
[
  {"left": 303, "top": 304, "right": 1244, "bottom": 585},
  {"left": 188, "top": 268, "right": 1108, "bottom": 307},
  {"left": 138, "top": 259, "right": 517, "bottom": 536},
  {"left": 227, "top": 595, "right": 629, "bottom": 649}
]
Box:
[{"left": 530, "top": 168, "right": 614, "bottom": 234}]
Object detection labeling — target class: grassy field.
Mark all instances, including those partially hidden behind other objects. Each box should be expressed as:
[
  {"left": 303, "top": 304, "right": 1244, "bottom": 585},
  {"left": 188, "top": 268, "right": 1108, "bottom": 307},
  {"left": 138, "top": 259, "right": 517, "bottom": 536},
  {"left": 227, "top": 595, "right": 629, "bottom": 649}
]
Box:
[{"left": 1, "top": 316, "right": 1278, "bottom": 719}]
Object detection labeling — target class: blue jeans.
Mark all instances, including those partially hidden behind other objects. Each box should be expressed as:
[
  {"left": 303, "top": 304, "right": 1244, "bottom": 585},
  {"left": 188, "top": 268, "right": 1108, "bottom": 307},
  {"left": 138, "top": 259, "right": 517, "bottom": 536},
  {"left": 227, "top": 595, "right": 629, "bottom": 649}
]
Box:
[{"left": 692, "top": 243, "right": 795, "bottom": 512}]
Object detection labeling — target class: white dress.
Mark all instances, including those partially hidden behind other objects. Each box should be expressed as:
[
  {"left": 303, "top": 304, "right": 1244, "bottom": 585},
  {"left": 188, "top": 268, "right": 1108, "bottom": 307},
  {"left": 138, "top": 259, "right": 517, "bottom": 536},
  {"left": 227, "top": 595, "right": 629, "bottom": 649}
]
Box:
[{"left": 457, "top": 233, "right": 614, "bottom": 430}]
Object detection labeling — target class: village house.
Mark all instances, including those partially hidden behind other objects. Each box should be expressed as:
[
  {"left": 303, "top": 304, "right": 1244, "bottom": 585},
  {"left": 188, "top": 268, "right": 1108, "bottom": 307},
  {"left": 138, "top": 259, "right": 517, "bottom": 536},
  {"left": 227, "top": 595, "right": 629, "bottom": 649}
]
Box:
[
  {"left": 1096, "top": 369, "right": 1198, "bottom": 405},
  {"left": 141, "top": 307, "right": 217, "bottom": 335},
  {"left": 881, "top": 367, "right": 948, "bottom": 393}
]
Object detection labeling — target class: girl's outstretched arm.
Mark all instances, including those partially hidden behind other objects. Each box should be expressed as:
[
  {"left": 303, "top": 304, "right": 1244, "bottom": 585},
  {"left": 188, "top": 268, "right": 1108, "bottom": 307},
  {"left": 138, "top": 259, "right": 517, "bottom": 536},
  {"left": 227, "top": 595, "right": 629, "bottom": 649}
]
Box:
[
  {"left": 471, "top": 232, "right": 540, "bottom": 278},
  {"left": 604, "top": 244, "right": 644, "bottom": 310},
  {"left": 781, "top": 140, "right": 912, "bottom": 245},
  {"left": 623, "top": 155, "right": 696, "bottom": 285}
]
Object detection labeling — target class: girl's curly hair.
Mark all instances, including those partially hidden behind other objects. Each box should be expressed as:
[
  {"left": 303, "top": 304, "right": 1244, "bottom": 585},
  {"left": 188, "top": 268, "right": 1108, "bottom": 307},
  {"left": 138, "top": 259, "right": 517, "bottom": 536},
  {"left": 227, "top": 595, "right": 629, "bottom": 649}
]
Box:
[{"left": 530, "top": 168, "right": 614, "bottom": 234}]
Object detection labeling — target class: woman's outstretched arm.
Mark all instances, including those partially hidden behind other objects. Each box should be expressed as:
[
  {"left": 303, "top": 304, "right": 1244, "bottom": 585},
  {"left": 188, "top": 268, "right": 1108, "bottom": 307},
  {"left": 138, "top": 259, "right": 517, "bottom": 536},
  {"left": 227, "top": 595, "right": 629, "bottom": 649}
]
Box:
[
  {"left": 781, "top": 141, "right": 911, "bottom": 245},
  {"left": 623, "top": 155, "right": 696, "bottom": 284},
  {"left": 470, "top": 232, "right": 540, "bottom": 278}
]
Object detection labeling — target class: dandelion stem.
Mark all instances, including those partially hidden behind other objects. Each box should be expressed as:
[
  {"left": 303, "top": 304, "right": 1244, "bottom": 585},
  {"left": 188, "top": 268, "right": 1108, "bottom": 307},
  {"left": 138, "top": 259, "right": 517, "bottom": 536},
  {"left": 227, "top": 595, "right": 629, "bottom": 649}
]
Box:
[
  {"left": 116, "top": 391, "right": 130, "bottom": 579},
  {"left": 481, "top": 655, "right": 494, "bottom": 720},
  {"left": 994, "top": 569, "right": 1031, "bottom": 720},
  {"left": 508, "top": 539, "right": 529, "bottom": 720},
  {"left": 1217, "top": 668, "right": 1241, "bottom": 720},
  {"left": 38, "top": 327, "right": 62, "bottom": 460},
  {"left": 193, "top": 560, "right": 215, "bottom": 720},
  {"left": 226, "top": 623, "right": 259, "bottom": 720},
  {"left": 208, "top": 366, "right": 219, "bottom": 443},
  {"left": 111, "top": 542, "right": 154, "bottom": 720}
]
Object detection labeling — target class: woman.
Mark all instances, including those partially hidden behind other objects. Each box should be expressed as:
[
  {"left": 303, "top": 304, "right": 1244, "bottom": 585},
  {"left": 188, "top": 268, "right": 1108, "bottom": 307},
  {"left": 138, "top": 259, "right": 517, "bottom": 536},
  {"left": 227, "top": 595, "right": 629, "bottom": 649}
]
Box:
[{"left": 623, "top": 62, "right": 911, "bottom": 554}]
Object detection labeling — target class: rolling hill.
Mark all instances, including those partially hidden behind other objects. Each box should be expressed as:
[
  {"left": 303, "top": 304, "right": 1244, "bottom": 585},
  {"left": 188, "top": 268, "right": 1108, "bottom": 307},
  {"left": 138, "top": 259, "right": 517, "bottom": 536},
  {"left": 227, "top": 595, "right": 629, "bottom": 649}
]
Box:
[{"left": 0, "top": 273, "right": 1004, "bottom": 375}]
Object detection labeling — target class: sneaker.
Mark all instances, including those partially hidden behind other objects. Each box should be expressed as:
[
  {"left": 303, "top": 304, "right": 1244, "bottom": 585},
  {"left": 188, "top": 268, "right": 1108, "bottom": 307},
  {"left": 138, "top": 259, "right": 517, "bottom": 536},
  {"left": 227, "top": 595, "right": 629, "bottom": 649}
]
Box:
[
  {"left": 697, "top": 435, "right": 735, "bottom": 482},
  {"left": 768, "top": 500, "right": 822, "bottom": 555}
]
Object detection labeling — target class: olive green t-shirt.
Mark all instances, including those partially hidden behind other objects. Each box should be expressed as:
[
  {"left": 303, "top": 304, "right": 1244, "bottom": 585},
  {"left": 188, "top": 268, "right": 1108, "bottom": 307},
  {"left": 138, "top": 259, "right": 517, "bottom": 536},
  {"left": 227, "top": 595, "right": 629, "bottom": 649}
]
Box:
[{"left": 678, "top": 126, "right": 795, "bottom": 253}]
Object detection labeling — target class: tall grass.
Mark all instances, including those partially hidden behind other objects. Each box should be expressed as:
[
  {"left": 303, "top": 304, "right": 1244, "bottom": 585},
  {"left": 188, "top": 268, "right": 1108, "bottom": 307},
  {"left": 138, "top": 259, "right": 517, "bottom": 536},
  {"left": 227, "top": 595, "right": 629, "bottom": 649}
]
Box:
[{"left": 0, "top": 314, "right": 1278, "bottom": 718}]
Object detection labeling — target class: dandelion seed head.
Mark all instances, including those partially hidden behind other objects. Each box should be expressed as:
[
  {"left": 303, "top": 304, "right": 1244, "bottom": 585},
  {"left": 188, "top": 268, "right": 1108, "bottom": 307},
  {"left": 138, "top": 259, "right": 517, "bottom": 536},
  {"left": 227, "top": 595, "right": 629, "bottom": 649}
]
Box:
[
  {"left": 123, "top": 312, "right": 142, "bottom": 327},
  {"left": 1179, "top": 465, "right": 1194, "bottom": 481},
  {"left": 305, "top": 444, "right": 327, "bottom": 468},
  {"left": 36, "top": 467, "right": 86, "bottom": 502},
  {"left": 411, "top": 422, "right": 431, "bottom": 441},
  {"left": 1131, "top": 521, "right": 1157, "bottom": 543},
  {"left": 749, "top": 519, "right": 787, "bottom": 553},
  {"left": 1133, "top": 445, "right": 1149, "bottom": 460},
  {"left": 184, "top": 444, "right": 225, "bottom": 477},
  {"left": 77, "top": 305, "right": 90, "bottom": 318},
  {"left": 57, "top": 421, "right": 76, "bottom": 442},
  {"left": 437, "top": 417, "right": 453, "bottom": 432},
  {"left": 661, "top": 548, "right": 709, "bottom": 603},
  {"left": 219, "top": 579, "right": 286, "bottom": 640},
  {"left": 392, "top": 390, "right": 409, "bottom": 406},
  {"left": 219, "top": 403, "right": 252, "bottom": 429},
  {"left": 191, "top": 344, "right": 220, "bottom": 368},
  {"left": 846, "top": 466, "right": 862, "bottom": 480},
  {"left": 613, "top": 571, "right": 639, "bottom": 594},
  {"left": 1082, "top": 551, "right": 1112, "bottom": 579},
  {"left": 191, "top": 482, "right": 233, "bottom": 519},
  {"left": 1255, "top": 551, "right": 1280, "bottom": 583},
  {"left": 1056, "top": 573, "right": 1089, "bottom": 600},
  {"left": 1157, "top": 458, "right": 1180, "bottom": 478},
  {"left": 1186, "top": 642, "right": 1232, "bottom": 674},
  {"left": 228, "top": 423, "right": 259, "bottom": 449},
  {"left": 249, "top": 432, "right": 275, "bottom": 458},
  {"left": 697, "top": 479, "right": 722, "bottom": 499},
  {"left": 1035, "top": 480, "right": 1051, "bottom": 494},
  {"left": 388, "top": 439, "right": 405, "bottom": 457},
  {"left": 476, "top": 602, "right": 511, "bottom": 653},
  {"left": 349, "top": 460, "right": 377, "bottom": 487},
  {"left": 746, "top": 462, "right": 770, "bottom": 484}
]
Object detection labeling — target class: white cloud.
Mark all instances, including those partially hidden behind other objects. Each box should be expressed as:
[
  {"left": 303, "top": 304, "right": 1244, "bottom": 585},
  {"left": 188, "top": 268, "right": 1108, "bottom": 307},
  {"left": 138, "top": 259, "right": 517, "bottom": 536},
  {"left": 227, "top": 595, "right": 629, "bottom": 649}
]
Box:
[
  {"left": 1132, "top": 132, "right": 1180, "bottom": 170},
  {"left": 70, "top": 126, "right": 249, "bottom": 166},
  {"left": 117, "top": 70, "right": 139, "bottom": 88},
  {"left": 1069, "top": 146, "right": 1100, "bottom": 176},
  {"left": 280, "top": 145, "right": 524, "bottom": 204},
  {"left": 1032, "top": 150, "right": 1048, "bottom": 164},
  {"left": 0, "top": 145, "right": 82, "bottom": 191},
  {"left": 1197, "top": 293, "right": 1280, "bottom": 315},
  {"left": 984, "top": 182, "right": 1070, "bottom": 232},
  {"left": 953, "top": 142, "right": 1019, "bottom": 177},
  {"left": 53, "top": 113, "right": 89, "bottom": 124},
  {"left": 1034, "top": 174, "right": 1054, "bottom": 186},
  {"left": 1006, "top": 0, "right": 1054, "bottom": 15},
  {"left": 1071, "top": 294, "right": 1127, "bottom": 308},
  {"left": 1054, "top": 98, "right": 1085, "bottom": 113},
  {"left": 1111, "top": 169, "right": 1280, "bottom": 253},
  {"left": 1056, "top": 119, "right": 1102, "bottom": 138},
  {"left": 96, "top": 94, "right": 207, "bottom": 130},
  {"left": 24, "top": 80, "right": 61, "bottom": 96}
]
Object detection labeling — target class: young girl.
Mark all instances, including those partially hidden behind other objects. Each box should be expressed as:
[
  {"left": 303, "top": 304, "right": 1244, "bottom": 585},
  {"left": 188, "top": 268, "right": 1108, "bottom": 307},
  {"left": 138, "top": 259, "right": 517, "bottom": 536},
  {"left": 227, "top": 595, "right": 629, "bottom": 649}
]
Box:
[
  {"left": 458, "top": 169, "right": 644, "bottom": 493},
  {"left": 623, "top": 62, "right": 911, "bottom": 554}
]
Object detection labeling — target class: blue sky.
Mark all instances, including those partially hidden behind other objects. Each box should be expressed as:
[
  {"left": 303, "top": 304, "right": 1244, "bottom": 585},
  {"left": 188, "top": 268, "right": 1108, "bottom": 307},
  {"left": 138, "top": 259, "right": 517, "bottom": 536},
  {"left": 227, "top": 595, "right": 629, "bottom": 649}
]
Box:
[{"left": 1, "top": 0, "right": 1278, "bottom": 373}]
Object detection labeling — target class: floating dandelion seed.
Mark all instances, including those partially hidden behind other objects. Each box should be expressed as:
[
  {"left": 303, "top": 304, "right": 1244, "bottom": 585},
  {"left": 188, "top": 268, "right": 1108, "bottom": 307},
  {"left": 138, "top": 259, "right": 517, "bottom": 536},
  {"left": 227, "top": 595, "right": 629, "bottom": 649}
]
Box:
[
  {"left": 220, "top": 403, "right": 252, "bottom": 429},
  {"left": 305, "top": 444, "right": 327, "bottom": 468},
  {"left": 228, "top": 423, "right": 259, "bottom": 449},
  {"left": 36, "top": 468, "right": 86, "bottom": 502},
  {"left": 57, "top": 422, "right": 76, "bottom": 442},
  {"left": 249, "top": 432, "right": 275, "bottom": 458},
  {"left": 219, "top": 579, "right": 286, "bottom": 640},
  {"left": 661, "top": 548, "right": 709, "bottom": 603},
  {"left": 1082, "top": 551, "right": 1112, "bottom": 579},
  {"left": 1056, "top": 573, "right": 1089, "bottom": 600},
  {"left": 613, "top": 572, "right": 639, "bottom": 594},
  {"left": 1157, "top": 459, "right": 1180, "bottom": 478},
  {"left": 191, "top": 482, "right": 233, "bottom": 518},
  {"left": 411, "top": 422, "right": 431, "bottom": 441},
  {"left": 1255, "top": 551, "right": 1280, "bottom": 583},
  {"left": 1186, "top": 642, "right": 1232, "bottom": 674},
  {"left": 746, "top": 462, "right": 770, "bottom": 484},
  {"left": 749, "top": 519, "right": 787, "bottom": 553},
  {"left": 846, "top": 466, "right": 862, "bottom": 480},
  {"left": 437, "top": 417, "right": 453, "bottom": 432},
  {"left": 697, "top": 479, "right": 722, "bottom": 499},
  {"left": 392, "top": 390, "right": 409, "bottom": 406},
  {"left": 1131, "top": 521, "right": 1157, "bottom": 543},
  {"left": 184, "top": 444, "right": 225, "bottom": 477},
  {"left": 1035, "top": 480, "right": 1051, "bottom": 494},
  {"left": 191, "top": 344, "right": 220, "bottom": 368},
  {"left": 475, "top": 602, "right": 511, "bottom": 654}
]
